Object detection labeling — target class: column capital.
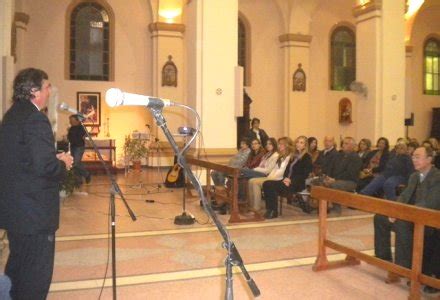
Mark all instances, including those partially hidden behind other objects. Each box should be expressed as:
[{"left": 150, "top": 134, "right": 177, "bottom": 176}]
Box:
[
  {"left": 278, "top": 33, "right": 312, "bottom": 43},
  {"left": 353, "top": 0, "right": 381, "bottom": 18},
  {"left": 148, "top": 22, "right": 185, "bottom": 33},
  {"left": 278, "top": 33, "right": 312, "bottom": 49}
]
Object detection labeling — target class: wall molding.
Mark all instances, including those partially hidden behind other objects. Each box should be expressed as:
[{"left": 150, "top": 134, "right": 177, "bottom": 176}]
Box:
[{"left": 148, "top": 22, "right": 185, "bottom": 33}]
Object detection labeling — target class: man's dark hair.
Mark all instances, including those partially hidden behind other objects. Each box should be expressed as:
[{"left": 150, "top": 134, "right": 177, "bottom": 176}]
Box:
[
  {"left": 12, "top": 68, "right": 48, "bottom": 103},
  {"left": 240, "top": 137, "right": 251, "bottom": 148},
  {"left": 69, "top": 114, "right": 80, "bottom": 121},
  {"left": 251, "top": 118, "right": 260, "bottom": 126}
]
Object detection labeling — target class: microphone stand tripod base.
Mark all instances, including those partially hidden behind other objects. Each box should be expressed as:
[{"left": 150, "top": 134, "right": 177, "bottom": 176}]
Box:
[{"left": 174, "top": 212, "right": 195, "bottom": 225}]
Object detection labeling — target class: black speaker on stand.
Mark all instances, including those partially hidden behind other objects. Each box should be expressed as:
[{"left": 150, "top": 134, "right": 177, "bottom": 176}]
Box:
[{"left": 405, "top": 113, "right": 414, "bottom": 139}]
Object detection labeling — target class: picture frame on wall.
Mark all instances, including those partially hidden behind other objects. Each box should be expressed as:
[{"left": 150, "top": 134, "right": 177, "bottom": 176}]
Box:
[{"left": 77, "top": 91, "right": 101, "bottom": 126}]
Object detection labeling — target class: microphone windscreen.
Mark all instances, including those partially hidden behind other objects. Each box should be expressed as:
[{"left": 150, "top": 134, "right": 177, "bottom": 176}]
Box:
[
  {"left": 58, "top": 102, "right": 69, "bottom": 111},
  {"left": 106, "top": 88, "right": 124, "bottom": 107}
]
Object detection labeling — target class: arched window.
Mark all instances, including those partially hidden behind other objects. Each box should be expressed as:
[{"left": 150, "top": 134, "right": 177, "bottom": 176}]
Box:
[
  {"left": 68, "top": 1, "right": 113, "bottom": 81},
  {"left": 238, "top": 16, "right": 251, "bottom": 86},
  {"left": 330, "top": 26, "right": 356, "bottom": 91},
  {"left": 424, "top": 38, "right": 440, "bottom": 95}
]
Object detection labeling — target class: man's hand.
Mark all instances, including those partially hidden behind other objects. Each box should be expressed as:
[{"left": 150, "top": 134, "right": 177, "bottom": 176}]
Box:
[
  {"left": 283, "top": 177, "right": 291, "bottom": 187},
  {"left": 323, "top": 176, "right": 335, "bottom": 186},
  {"left": 388, "top": 217, "right": 396, "bottom": 223},
  {"left": 57, "top": 152, "right": 73, "bottom": 170}
]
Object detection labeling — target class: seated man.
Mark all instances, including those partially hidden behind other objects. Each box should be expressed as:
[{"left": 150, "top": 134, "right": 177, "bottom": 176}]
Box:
[
  {"left": 360, "top": 143, "right": 414, "bottom": 200},
  {"left": 211, "top": 138, "right": 251, "bottom": 189},
  {"left": 320, "top": 137, "right": 363, "bottom": 213},
  {"left": 315, "top": 136, "right": 338, "bottom": 176},
  {"left": 374, "top": 146, "right": 440, "bottom": 290}
]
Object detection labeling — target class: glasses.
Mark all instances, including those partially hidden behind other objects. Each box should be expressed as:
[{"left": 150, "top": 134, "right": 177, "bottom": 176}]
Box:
[{"left": 252, "top": 142, "right": 260, "bottom": 145}]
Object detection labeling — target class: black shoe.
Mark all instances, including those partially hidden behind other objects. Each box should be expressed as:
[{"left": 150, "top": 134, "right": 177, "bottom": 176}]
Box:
[
  {"left": 264, "top": 210, "right": 278, "bottom": 219},
  {"left": 424, "top": 285, "right": 440, "bottom": 294},
  {"left": 85, "top": 174, "right": 91, "bottom": 184}
]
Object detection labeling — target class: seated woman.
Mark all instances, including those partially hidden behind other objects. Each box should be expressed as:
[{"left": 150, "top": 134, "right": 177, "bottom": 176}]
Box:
[
  {"left": 357, "top": 138, "right": 372, "bottom": 163},
  {"left": 241, "top": 138, "right": 278, "bottom": 179},
  {"left": 360, "top": 143, "right": 414, "bottom": 200},
  {"left": 244, "top": 138, "right": 266, "bottom": 170},
  {"left": 247, "top": 137, "right": 293, "bottom": 212},
  {"left": 307, "top": 137, "right": 320, "bottom": 174},
  {"left": 357, "top": 137, "right": 390, "bottom": 192},
  {"left": 262, "top": 136, "right": 313, "bottom": 219}
]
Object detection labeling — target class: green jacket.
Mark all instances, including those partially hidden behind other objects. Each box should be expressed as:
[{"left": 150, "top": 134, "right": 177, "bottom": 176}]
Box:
[{"left": 398, "top": 167, "right": 440, "bottom": 210}]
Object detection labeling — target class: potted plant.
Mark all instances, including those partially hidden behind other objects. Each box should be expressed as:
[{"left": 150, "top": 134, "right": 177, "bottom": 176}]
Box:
[
  {"left": 60, "top": 169, "right": 82, "bottom": 197},
  {"left": 124, "top": 135, "right": 149, "bottom": 171}
]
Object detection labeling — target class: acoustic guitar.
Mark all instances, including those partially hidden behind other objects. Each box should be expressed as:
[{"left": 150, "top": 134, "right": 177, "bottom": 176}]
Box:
[{"left": 165, "top": 162, "right": 185, "bottom": 187}]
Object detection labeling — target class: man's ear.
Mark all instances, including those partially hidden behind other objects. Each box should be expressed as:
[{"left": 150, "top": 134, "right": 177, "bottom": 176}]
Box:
[{"left": 31, "top": 89, "right": 41, "bottom": 102}]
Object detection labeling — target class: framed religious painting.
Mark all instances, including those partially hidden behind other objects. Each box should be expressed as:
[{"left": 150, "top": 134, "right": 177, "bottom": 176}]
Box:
[{"left": 77, "top": 91, "right": 101, "bottom": 126}]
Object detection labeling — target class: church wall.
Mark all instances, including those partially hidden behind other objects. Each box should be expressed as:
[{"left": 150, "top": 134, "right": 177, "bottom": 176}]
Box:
[
  {"left": 15, "top": 0, "right": 153, "bottom": 165},
  {"left": 238, "top": 0, "right": 285, "bottom": 140},
  {"left": 309, "top": 0, "right": 358, "bottom": 148},
  {"left": 408, "top": 4, "right": 440, "bottom": 141}
]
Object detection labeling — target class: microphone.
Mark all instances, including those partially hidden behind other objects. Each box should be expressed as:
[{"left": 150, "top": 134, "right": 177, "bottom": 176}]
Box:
[
  {"left": 58, "top": 102, "right": 86, "bottom": 119},
  {"left": 105, "top": 88, "right": 173, "bottom": 109}
]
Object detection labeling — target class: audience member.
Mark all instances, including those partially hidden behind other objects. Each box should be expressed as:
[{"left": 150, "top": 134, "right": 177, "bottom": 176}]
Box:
[
  {"left": 316, "top": 136, "right": 338, "bottom": 176},
  {"left": 360, "top": 143, "right": 414, "bottom": 200},
  {"left": 308, "top": 137, "right": 320, "bottom": 175},
  {"left": 241, "top": 137, "right": 278, "bottom": 179},
  {"left": 407, "top": 141, "right": 419, "bottom": 156},
  {"left": 357, "top": 138, "right": 372, "bottom": 163},
  {"left": 263, "top": 136, "right": 313, "bottom": 219},
  {"left": 246, "top": 118, "right": 269, "bottom": 147},
  {"left": 248, "top": 137, "right": 294, "bottom": 212},
  {"left": 244, "top": 138, "right": 266, "bottom": 169},
  {"left": 321, "top": 137, "right": 363, "bottom": 213},
  {"left": 211, "top": 138, "right": 251, "bottom": 189},
  {"left": 357, "top": 137, "right": 390, "bottom": 191},
  {"left": 374, "top": 146, "right": 440, "bottom": 289}
]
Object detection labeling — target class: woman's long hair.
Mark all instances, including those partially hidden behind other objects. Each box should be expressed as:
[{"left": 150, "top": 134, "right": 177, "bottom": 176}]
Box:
[
  {"left": 293, "top": 136, "right": 309, "bottom": 160},
  {"left": 265, "top": 137, "right": 278, "bottom": 159},
  {"left": 276, "top": 137, "right": 294, "bottom": 166}
]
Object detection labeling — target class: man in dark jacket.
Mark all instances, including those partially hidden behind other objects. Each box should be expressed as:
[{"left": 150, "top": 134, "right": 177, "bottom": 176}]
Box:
[
  {"left": 374, "top": 146, "right": 440, "bottom": 291},
  {"left": 316, "top": 136, "right": 338, "bottom": 176},
  {"left": 0, "top": 68, "right": 73, "bottom": 299},
  {"left": 323, "top": 137, "right": 362, "bottom": 213}
]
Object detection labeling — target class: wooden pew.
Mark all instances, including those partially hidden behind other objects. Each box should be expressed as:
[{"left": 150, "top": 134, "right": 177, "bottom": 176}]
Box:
[
  {"left": 186, "top": 157, "right": 263, "bottom": 223},
  {"left": 311, "top": 186, "right": 440, "bottom": 300}
]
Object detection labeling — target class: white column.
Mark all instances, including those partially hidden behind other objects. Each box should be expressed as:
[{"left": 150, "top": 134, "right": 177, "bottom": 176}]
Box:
[
  {"left": 149, "top": 22, "right": 186, "bottom": 140},
  {"left": 185, "top": 0, "right": 238, "bottom": 149},
  {"left": 354, "top": 0, "right": 405, "bottom": 142},
  {"left": 0, "top": 0, "right": 14, "bottom": 118},
  {"left": 279, "top": 33, "right": 312, "bottom": 138}
]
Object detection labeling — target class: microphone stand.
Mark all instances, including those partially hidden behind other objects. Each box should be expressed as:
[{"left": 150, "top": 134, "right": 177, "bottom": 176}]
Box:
[
  {"left": 77, "top": 117, "right": 137, "bottom": 300},
  {"left": 148, "top": 106, "right": 260, "bottom": 300}
]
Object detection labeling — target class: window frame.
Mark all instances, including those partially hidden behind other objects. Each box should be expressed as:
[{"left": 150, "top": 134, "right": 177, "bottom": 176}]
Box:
[
  {"left": 329, "top": 25, "right": 356, "bottom": 91},
  {"left": 65, "top": 0, "right": 115, "bottom": 81},
  {"left": 423, "top": 36, "right": 440, "bottom": 96}
]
